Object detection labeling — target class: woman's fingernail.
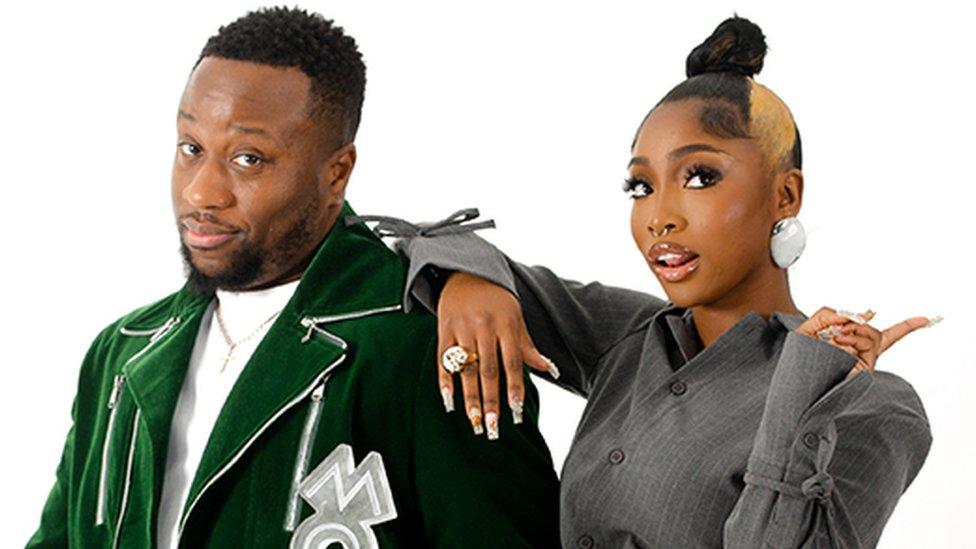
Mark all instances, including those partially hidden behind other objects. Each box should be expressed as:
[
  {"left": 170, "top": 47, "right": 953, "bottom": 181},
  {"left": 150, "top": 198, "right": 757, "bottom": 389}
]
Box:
[
  {"left": 485, "top": 412, "right": 499, "bottom": 440},
  {"left": 542, "top": 355, "right": 560, "bottom": 379},
  {"left": 817, "top": 326, "right": 843, "bottom": 341},
  {"left": 510, "top": 399, "right": 524, "bottom": 425},
  {"left": 927, "top": 315, "right": 944, "bottom": 327},
  {"left": 469, "top": 407, "right": 483, "bottom": 435},
  {"left": 441, "top": 387, "right": 454, "bottom": 413},
  {"left": 838, "top": 309, "right": 867, "bottom": 324}
]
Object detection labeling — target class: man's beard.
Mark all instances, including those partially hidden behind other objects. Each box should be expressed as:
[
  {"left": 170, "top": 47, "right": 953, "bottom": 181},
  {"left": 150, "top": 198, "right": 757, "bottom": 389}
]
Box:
[
  {"left": 180, "top": 239, "right": 266, "bottom": 296},
  {"left": 179, "top": 203, "right": 320, "bottom": 296}
]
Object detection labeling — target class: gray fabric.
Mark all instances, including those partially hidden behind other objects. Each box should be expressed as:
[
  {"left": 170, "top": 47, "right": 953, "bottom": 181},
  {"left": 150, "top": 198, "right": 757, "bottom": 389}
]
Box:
[{"left": 395, "top": 230, "right": 932, "bottom": 549}]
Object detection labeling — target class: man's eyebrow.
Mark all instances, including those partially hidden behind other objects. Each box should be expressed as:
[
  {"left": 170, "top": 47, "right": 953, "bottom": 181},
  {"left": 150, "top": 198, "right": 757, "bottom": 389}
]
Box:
[
  {"left": 667, "top": 143, "right": 729, "bottom": 160},
  {"left": 229, "top": 123, "right": 270, "bottom": 136}
]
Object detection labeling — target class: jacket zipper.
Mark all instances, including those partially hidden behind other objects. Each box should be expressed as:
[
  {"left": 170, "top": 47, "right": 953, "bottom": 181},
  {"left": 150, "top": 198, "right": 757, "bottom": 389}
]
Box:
[
  {"left": 299, "top": 304, "right": 402, "bottom": 345},
  {"left": 95, "top": 374, "right": 126, "bottom": 526},
  {"left": 111, "top": 410, "right": 141, "bottom": 549},
  {"left": 283, "top": 377, "right": 330, "bottom": 531},
  {"left": 94, "top": 316, "right": 179, "bottom": 527},
  {"left": 176, "top": 354, "right": 347, "bottom": 544}
]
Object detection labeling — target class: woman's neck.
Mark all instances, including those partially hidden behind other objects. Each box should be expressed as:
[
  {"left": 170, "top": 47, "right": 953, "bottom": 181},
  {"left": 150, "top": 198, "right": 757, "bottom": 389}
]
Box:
[{"left": 690, "top": 267, "right": 800, "bottom": 347}]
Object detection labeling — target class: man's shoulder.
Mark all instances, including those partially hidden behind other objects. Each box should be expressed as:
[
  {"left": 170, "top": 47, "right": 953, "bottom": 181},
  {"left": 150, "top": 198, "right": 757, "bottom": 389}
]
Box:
[{"left": 101, "top": 288, "right": 188, "bottom": 338}]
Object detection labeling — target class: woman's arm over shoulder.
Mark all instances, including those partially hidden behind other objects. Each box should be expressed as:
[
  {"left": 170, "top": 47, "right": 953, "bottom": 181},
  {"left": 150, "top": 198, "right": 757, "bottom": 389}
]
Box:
[
  {"left": 724, "top": 333, "right": 933, "bottom": 548},
  {"left": 397, "top": 229, "right": 667, "bottom": 394}
]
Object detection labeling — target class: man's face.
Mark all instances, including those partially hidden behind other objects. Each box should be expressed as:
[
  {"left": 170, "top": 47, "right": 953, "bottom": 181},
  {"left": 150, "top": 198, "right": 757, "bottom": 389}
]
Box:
[{"left": 173, "top": 56, "right": 350, "bottom": 294}]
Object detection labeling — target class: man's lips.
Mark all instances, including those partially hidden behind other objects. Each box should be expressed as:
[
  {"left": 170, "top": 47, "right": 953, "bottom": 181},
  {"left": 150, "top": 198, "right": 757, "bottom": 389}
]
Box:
[
  {"left": 647, "top": 241, "right": 701, "bottom": 282},
  {"left": 181, "top": 219, "right": 241, "bottom": 250}
]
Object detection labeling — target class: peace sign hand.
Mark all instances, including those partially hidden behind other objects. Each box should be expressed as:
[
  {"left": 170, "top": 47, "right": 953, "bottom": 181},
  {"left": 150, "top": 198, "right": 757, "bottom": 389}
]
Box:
[{"left": 796, "top": 307, "right": 941, "bottom": 378}]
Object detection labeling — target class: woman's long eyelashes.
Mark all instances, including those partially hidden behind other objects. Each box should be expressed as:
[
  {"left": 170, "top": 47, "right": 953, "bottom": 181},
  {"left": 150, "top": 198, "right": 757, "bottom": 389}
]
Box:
[
  {"left": 623, "top": 177, "right": 653, "bottom": 199},
  {"left": 684, "top": 164, "right": 722, "bottom": 188}
]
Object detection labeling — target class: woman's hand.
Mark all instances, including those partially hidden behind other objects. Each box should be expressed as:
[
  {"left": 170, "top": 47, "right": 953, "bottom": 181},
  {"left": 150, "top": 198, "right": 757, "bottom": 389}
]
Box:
[
  {"left": 796, "top": 307, "right": 936, "bottom": 379},
  {"left": 437, "top": 272, "right": 558, "bottom": 439}
]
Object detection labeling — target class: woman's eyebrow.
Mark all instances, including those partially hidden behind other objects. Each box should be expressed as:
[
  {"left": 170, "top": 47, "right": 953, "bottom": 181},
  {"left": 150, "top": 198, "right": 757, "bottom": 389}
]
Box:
[
  {"left": 667, "top": 143, "right": 729, "bottom": 160},
  {"left": 628, "top": 143, "right": 732, "bottom": 168}
]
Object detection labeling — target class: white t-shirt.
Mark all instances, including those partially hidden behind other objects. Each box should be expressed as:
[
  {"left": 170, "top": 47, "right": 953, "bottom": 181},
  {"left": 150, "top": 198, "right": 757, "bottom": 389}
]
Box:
[{"left": 156, "top": 278, "right": 301, "bottom": 549}]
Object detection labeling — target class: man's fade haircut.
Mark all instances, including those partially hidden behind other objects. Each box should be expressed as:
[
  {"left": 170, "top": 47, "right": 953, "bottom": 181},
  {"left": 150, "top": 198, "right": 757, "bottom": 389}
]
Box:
[
  {"left": 636, "top": 16, "right": 802, "bottom": 173},
  {"left": 195, "top": 6, "right": 366, "bottom": 146}
]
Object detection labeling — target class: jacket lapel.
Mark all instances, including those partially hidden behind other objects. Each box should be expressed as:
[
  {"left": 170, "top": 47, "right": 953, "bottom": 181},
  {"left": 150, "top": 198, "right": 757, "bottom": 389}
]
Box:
[
  {"left": 121, "top": 291, "right": 211, "bottom": 474},
  {"left": 178, "top": 201, "right": 406, "bottom": 533}
]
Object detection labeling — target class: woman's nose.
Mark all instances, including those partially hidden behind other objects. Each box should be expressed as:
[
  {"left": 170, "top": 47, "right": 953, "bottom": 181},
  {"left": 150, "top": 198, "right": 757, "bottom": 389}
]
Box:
[{"left": 644, "top": 195, "right": 687, "bottom": 238}]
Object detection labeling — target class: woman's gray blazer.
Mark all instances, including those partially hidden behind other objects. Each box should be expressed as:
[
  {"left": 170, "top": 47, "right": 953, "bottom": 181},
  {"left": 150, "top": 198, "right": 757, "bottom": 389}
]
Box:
[{"left": 395, "top": 228, "right": 931, "bottom": 549}]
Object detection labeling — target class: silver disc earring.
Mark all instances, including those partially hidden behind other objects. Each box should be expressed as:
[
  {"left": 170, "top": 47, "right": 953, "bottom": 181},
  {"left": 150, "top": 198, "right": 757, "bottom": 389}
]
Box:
[{"left": 770, "top": 217, "right": 806, "bottom": 268}]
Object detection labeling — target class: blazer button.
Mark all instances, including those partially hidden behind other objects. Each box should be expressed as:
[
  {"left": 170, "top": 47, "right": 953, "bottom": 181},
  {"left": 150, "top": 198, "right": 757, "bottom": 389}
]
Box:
[
  {"left": 609, "top": 448, "right": 626, "bottom": 465},
  {"left": 803, "top": 432, "right": 819, "bottom": 449},
  {"left": 578, "top": 534, "right": 595, "bottom": 548},
  {"left": 669, "top": 380, "right": 687, "bottom": 396}
]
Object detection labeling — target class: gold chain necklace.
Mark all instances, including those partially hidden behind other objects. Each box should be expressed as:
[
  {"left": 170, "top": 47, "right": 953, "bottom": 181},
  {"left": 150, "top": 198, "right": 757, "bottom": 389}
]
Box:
[{"left": 214, "top": 302, "right": 282, "bottom": 373}]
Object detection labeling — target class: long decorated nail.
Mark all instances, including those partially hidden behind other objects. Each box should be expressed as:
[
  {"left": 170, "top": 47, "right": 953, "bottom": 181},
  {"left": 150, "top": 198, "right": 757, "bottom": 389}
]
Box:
[
  {"left": 441, "top": 387, "right": 454, "bottom": 413},
  {"left": 510, "top": 398, "right": 524, "bottom": 425},
  {"left": 542, "top": 355, "right": 560, "bottom": 379},
  {"left": 817, "top": 325, "right": 843, "bottom": 342},
  {"left": 927, "top": 315, "right": 944, "bottom": 327},
  {"left": 485, "top": 412, "right": 499, "bottom": 440},
  {"left": 837, "top": 309, "right": 867, "bottom": 325},
  {"left": 469, "top": 407, "right": 483, "bottom": 435}
]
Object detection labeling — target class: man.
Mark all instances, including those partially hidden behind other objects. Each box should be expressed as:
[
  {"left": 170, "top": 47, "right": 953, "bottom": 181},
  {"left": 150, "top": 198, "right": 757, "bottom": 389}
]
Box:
[{"left": 27, "top": 7, "right": 559, "bottom": 548}]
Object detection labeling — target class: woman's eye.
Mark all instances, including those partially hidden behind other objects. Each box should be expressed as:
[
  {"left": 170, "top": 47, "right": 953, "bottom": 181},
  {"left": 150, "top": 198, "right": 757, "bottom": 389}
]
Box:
[
  {"left": 684, "top": 165, "right": 721, "bottom": 189},
  {"left": 231, "top": 153, "right": 262, "bottom": 168},
  {"left": 178, "top": 142, "right": 201, "bottom": 156},
  {"left": 623, "top": 178, "right": 653, "bottom": 199}
]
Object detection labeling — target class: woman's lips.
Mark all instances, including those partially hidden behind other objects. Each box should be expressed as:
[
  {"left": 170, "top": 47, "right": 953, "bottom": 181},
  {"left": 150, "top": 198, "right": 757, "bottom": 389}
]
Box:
[{"left": 648, "top": 241, "right": 701, "bottom": 282}]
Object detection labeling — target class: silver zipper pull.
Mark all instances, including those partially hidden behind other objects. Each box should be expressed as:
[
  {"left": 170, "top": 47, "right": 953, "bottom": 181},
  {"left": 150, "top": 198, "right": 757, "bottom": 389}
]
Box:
[
  {"left": 108, "top": 374, "right": 126, "bottom": 410},
  {"left": 300, "top": 318, "right": 315, "bottom": 344},
  {"left": 150, "top": 317, "right": 180, "bottom": 342},
  {"left": 310, "top": 382, "right": 326, "bottom": 401}
]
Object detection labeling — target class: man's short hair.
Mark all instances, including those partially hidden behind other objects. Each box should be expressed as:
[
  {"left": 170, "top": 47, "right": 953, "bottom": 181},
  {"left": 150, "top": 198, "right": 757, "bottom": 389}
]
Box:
[{"left": 196, "top": 6, "right": 366, "bottom": 145}]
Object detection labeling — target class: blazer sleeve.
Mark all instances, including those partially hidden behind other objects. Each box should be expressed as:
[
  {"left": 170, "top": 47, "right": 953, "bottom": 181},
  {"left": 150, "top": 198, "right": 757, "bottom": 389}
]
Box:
[
  {"left": 395, "top": 230, "right": 667, "bottom": 395},
  {"left": 723, "top": 331, "right": 933, "bottom": 548},
  {"left": 410, "top": 334, "right": 561, "bottom": 548}
]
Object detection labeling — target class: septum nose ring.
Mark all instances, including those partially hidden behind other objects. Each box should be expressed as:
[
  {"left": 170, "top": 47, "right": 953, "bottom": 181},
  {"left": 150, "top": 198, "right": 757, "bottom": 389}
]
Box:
[{"left": 650, "top": 225, "right": 674, "bottom": 238}]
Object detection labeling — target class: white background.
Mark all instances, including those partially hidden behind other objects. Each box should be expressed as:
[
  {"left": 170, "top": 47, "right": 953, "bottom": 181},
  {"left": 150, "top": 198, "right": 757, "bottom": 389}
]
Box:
[{"left": 2, "top": 1, "right": 973, "bottom": 547}]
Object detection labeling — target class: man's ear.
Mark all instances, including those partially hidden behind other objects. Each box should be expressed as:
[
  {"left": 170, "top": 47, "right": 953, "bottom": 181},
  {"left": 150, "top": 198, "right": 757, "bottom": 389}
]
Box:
[
  {"left": 774, "top": 167, "right": 803, "bottom": 218},
  {"left": 321, "top": 142, "right": 357, "bottom": 207}
]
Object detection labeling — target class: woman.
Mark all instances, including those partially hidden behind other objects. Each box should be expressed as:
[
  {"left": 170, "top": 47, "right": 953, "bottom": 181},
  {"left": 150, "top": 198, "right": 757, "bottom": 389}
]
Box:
[{"left": 382, "top": 16, "right": 935, "bottom": 548}]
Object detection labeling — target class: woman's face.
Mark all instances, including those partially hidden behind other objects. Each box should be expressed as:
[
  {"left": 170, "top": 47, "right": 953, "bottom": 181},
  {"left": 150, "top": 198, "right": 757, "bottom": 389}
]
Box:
[{"left": 628, "top": 99, "right": 789, "bottom": 309}]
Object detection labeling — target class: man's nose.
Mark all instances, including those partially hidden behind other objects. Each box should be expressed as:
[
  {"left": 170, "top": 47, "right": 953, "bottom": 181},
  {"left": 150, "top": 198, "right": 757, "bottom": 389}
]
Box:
[{"left": 182, "top": 158, "right": 233, "bottom": 210}]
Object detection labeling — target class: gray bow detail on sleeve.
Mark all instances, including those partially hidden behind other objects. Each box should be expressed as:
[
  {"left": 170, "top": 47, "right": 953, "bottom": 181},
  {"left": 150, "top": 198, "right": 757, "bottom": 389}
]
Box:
[{"left": 344, "top": 208, "right": 496, "bottom": 238}]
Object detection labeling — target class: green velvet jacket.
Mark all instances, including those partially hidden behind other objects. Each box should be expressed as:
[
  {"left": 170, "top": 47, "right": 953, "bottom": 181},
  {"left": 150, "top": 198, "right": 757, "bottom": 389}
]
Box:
[{"left": 27, "top": 202, "right": 560, "bottom": 548}]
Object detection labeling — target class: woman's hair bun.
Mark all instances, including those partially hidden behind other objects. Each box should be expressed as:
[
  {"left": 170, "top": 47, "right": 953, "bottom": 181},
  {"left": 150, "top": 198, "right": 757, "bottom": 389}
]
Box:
[{"left": 685, "top": 16, "right": 767, "bottom": 78}]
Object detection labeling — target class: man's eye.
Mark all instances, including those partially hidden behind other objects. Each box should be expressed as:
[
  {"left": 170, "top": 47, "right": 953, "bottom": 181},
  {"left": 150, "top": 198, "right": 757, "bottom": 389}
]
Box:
[
  {"left": 623, "top": 178, "right": 653, "bottom": 199},
  {"left": 178, "top": 142, "right": 201, "bottom": 156},
  {"left": 231, "top": 153, "right": 262, "bottom": 168}
]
